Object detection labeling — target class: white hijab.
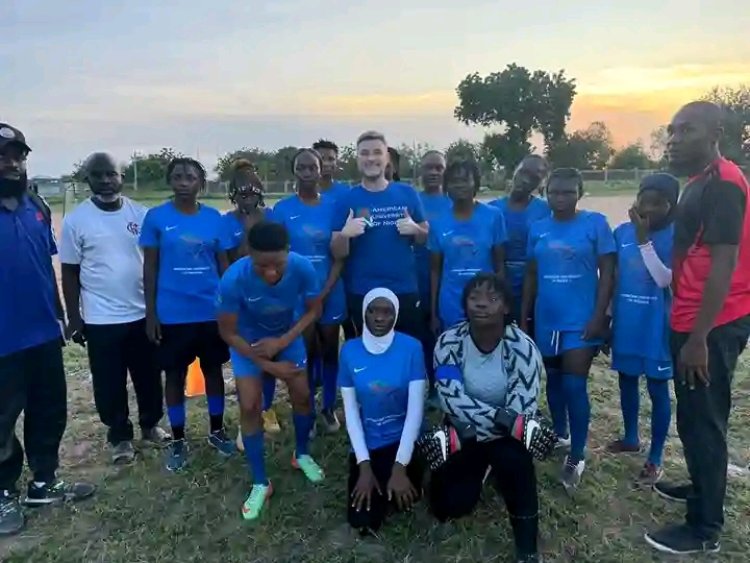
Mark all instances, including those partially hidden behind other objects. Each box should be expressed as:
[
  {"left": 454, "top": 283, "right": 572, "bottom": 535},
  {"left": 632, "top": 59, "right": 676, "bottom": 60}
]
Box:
[{"left": 361, "top": 288, "right": 399, "bottom": 355}]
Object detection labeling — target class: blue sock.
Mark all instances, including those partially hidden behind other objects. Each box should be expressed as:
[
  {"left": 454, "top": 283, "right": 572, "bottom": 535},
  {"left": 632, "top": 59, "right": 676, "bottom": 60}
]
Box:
[
  {"left": 321, "top": 362, "right": 338, "bottom": 411},
  {"left": 545, "top": 367, "right": 568, "bottom": 438},
  {"left": 206, "top": 395, "right": 224, "bottom": 416},
  {"left": 241, "top": 432, "right": 267, "bottom": 485},
  {"left": 262, "top": 376, "right": 276, "bottom": 411},
  {"left": 618, "top": 373, "right": 640, "bottom": 446},
  {"left": 646, "top": 377, "right": 671, "bottom": 466},
  {"left": 293, "top": 413, "right": 313, "bottom": 456},
  {"left": 562, "top": 374, "right": 590, "bottom": 464},
  {"left": 167, "top": 404, "right": 185, "bottom": 430}
]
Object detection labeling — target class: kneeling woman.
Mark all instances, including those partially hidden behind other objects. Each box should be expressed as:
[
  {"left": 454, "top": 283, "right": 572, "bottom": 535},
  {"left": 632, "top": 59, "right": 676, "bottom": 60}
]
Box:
[
  {"left": 217, "top": 221, "right": 325, "bottom": 521},
  {"left": 339, "top": 288, "right": 426, "bottom": 535},
  {"left": 431, "top": 273, "right": 552, "bottom": 563}
]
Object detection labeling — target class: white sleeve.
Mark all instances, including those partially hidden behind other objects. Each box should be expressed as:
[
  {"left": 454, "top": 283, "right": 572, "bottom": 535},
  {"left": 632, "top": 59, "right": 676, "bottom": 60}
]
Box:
[
  {"left": 58, "top": 216, "right": 82, "bottom": 265},
  {"left": 639, "top": 241, "right": 672, "bottom": 288},
  {"left": 341, "top": 387, "right": 370, "bottom": 464},
  {"left": 395, "top": 379, "right": 427, "bottom": 466}
]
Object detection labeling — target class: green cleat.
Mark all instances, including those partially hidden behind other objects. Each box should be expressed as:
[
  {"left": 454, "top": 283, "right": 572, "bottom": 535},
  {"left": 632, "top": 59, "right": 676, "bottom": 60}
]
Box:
[
  {"left": 292, "top": 454, "right": 325, "bottom": 483},
  {"left": 241, "top": 482, "right": 273, "bottom": 521}
]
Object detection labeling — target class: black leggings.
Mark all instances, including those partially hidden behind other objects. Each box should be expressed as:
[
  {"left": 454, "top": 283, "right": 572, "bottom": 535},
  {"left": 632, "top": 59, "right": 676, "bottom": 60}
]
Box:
[
  {"left": 429, "top": 437, "right": 539, "bottom": 557},
  {"left": 347, "top": 442, "right": 423, "bottom": 532}
]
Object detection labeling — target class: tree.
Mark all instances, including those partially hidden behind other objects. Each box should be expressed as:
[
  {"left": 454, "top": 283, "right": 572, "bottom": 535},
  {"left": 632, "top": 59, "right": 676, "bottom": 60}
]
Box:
[
  {"left": 338, "top": 144, "right": 359, "bottom": 180},
  {"left": 649, "top": 125, "right": 669, "bottom": 166},
  {"left": 547, "top": 121, "right": 614, "bottom": 169},
  {"left": 703, "top": 85, "right": 750, "bottom": 164},
  {"left": 215, "top": 148, "right": 275, "bottom": 181},
  {"left": 609, "top": 142, "right": 655, "bottom": 169},
  {"left": 122, "top": 148, "right": 183, "bottom": 188},
  {"left": 454, "top": 64, "right": 577, "bottom": 170}
]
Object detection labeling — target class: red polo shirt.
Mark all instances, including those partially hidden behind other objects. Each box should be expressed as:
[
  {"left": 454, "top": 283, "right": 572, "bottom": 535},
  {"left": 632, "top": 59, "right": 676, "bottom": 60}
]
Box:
[{"left": 671, "top": 157, "right": 750, "bottom": 332}]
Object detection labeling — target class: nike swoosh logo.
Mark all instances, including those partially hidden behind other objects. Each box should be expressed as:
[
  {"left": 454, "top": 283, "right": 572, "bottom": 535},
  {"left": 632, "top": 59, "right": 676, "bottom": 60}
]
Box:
[
  {"left": 234, "top": 231, "right": 243, "bottom": 236},
  {"left": 443, "top": 230, "right": 454, "bottom": 236},
  {"left": 524, "top": 419, "right": 540, "bottom": 450},
  {"left": 353, "top": 367, "right": 366, "bottom": 373},
  {"left": 657, "top": 366, "right": 670, "bottom": 372},
  {"left": 539, "top": 233, "right": 549, "bottom": 238},
  {"left": 331, "top": 314, "right": 343, "bottom": 320},
  {"left": 621, "top": 243, "right": 634, "bottom": 248},
  {"left": 165, "top": 226, "right": 177, "bottom": 231},
  {"left": 434, "top": 430, "right": 447, "bottom": 460},
  {"left": 247, "top": 297, "right": 262, "bottom": 302},
  {"left": 290, "top": 215, "right": 300, "bottom": 220}
]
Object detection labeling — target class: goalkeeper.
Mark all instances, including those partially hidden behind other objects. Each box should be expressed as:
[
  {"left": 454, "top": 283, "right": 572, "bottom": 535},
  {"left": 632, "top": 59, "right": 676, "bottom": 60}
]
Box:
[{"left": 426, "top": 273, "right": 553, "bottom": 563}]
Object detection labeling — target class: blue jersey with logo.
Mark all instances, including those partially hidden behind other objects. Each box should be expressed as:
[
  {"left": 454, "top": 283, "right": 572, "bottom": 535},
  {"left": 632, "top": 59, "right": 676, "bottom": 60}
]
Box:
[
  {"left": 528, "top": 211, "right": 616, "bottom": 332},
  {"left": 139, "top": 201, "right": 224, "bottom": 324},
  {"left": 0, "top": 196, "right": 60, "bottom": 356},
  {"left": 217, "top": 252, "right": 319, "bottom": 341},
  {"left": 415, "top": 191, "right": 452, "bottom": 304},
  {"left": 271, "top": 194, "right": 345, "bottom": 315},
  {"left": 338, "top": 332, "right": 426, "bottom": 450},
  {"left": 428, "top": 203, "right": 507, "bottom": 328},
  {"left": 332, "top": 182, "right": 426, "bottom": 295},
  {"left": 612, "top": 223, "right": 673, "bottom": 363},
  {"left": 489, "top": 196, "right": 550, "bottom": 297},
  {"left": 219, "top": 208, "right": 274, "bottom": 252},
  {"left": 320, "top": 181, "right": 350, "bottom": 204}
]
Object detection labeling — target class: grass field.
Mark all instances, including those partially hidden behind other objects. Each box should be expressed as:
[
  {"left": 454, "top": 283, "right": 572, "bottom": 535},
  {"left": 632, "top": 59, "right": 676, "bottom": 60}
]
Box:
[
  {"left": 3, "top": 186, "right": 749, "bottom": 562},
  {"left": 1, "top": 348, "right": 749, "bottom": 562}
]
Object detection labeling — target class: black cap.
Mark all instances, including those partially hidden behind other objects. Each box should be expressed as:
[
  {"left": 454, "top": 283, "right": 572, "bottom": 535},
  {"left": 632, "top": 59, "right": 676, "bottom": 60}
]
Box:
[{"left": 0, "top": 123, "right": 31, "bottom": 153}]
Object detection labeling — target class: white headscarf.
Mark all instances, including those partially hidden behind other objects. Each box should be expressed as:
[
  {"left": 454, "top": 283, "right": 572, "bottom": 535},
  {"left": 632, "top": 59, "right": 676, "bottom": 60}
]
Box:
[{"left": 361, "top": 288, "right": 399, "bottom": 355}]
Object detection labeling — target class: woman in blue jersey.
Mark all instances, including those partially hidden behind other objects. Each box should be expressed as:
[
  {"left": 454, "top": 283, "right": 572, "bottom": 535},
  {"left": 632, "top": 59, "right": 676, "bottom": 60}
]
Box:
[
  {"left": 429, "top": 159, "right": 506, "bottom": 333},
  {"left": 217, "top": 221, "right": 324, "bottom": 521},
  {"left": 272, "top": 149, "right": 347, "bottom": 434},
  {"left": 218, "top": 160, "right": 280, "bottom": 445},
  {"left": 489, "top": 155, "right": 550, "bottom": 329},
  {"left": 608, "top": 173, "right": 678, "bottom": 484},
  {"left": 340, "top": 288, "right": 426, "bottom": 534},
  {"left": 220, "top": 159, "right": 272, "bottom": 264},
  {"left": 521, "top": 168, "right": 616, "bottom": 495},
  {"left": 140, "top": 158, "right": 235, "bottom": 472}
]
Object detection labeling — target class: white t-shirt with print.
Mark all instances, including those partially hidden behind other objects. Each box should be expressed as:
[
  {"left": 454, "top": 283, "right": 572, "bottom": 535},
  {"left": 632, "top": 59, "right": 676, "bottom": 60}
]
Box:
[{"left": 59, "top": 197, "right": 148, "bottom": 325}]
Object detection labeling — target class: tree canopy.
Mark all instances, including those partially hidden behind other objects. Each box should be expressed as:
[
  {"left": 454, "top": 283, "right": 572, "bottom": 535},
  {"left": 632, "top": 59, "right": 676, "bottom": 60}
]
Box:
[
  {"left": 546, "top": 122, "right": 614, "bottom": 170},
  {"left": 454, "top": 64, "right": 576, "bottom": 171},
  {"left": 703, "top": 85, "right": 750, "bottom": 164}
]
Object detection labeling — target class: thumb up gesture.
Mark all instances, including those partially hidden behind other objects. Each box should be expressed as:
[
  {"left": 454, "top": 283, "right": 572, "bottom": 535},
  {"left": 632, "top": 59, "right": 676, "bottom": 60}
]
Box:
[
  {"left": 341, "top": 209, "right": 367, "bottom": 239},
  {"left": 396, "top": 208, "right": 420, "bottom": 236}
]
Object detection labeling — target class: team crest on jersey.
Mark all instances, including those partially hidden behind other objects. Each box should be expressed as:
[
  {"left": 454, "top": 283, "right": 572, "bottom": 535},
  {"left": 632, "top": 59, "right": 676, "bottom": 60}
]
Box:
[
  {"left": 127, "top": 222, "right": 140, "bottom": 236},
  {"left": 0, "top": 127, "right": 15, "bottom": 139},
  {"left": 356, "top": 208, "right": 371, "bottom": 219}
]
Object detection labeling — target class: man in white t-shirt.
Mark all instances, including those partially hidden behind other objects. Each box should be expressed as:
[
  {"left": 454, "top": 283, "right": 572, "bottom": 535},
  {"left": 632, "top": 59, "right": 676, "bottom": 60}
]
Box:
[{"left": 59, "top": 153, "right": 168, "bottom": 464}]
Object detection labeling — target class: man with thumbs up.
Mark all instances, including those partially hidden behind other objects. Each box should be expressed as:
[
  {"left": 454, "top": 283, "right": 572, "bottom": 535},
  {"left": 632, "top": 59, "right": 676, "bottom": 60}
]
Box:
[{"left": 332, "top": 131, "right": 428, "bottom": 339}]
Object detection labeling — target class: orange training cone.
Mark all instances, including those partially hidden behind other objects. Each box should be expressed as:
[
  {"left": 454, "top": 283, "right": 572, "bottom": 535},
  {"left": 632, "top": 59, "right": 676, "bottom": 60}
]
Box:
[{"left": 185, "top": 359, "right": 206, "bottom": 398}]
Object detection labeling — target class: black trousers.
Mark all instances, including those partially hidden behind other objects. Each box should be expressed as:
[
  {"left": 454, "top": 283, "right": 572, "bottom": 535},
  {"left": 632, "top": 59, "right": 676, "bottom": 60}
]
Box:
[
  {"left": 672, "top": 314, "right": 750, "bottom": 541},
  {"left": 429, "top": 437, "right": 539, "bottom": 557},
  {"left": 346, "top": 292, "right": 426, "bottom": 341},
  {"left": 0, "top": 339, "right": 67, "bottom": 490},
  {"left": 347, "top": 442, "right": 424, "bottom": 532},
  {"left": 86, "top": 319, "right": 164, "bottom": 445}
]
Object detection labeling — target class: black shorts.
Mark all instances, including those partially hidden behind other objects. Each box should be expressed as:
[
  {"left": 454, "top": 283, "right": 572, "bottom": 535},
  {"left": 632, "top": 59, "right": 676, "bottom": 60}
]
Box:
[{"left": 159, "top": 321, "right": 229, "bottom": 371}]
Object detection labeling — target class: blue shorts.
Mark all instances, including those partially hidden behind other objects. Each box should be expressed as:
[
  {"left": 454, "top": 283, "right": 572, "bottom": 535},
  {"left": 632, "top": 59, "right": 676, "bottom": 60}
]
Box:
[
  {"left": 612, "top": 353, "right": 673, "bottom": 380},
  {"left": 319, "top": 284, "right": 348, "bottom": 325},
  {"left": 535, "top": 327, "right": 603, "bottom": 358},
  {"left": 230, "top": 337, "right": 307, "bottom": 379}
]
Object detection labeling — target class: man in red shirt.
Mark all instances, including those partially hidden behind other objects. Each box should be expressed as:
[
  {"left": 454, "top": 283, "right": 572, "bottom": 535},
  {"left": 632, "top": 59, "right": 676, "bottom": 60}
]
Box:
[{"left": 645, "top": 101, "right": 750, "bottom": 555}]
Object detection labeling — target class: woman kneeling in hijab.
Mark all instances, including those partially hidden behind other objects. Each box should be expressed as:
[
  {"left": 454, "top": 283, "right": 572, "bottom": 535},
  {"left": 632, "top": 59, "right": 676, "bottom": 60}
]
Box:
[
  {"left": 427, "top": 273, "right": 556, "bottom": 563},
  {"left": 339, "top": 288, "right": 427, "bottom": 535}
]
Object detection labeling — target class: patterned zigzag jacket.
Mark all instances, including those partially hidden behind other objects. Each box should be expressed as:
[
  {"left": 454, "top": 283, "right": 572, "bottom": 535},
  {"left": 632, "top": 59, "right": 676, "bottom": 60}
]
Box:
[{"left": 433, "top": 322, "right": 544, "bottom": 442}]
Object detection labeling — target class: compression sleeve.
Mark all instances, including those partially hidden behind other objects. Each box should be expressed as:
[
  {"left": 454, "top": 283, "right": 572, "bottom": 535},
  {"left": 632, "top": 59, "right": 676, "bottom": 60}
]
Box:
[
  {"left": 639, "top": 241, "right": 672, "bottom": 288},
  {"left": 395, "top": 379, "right": 427, "bottom": 466},
  {"left": 341, "top": 387, "right": 370, "bottom": 464}
]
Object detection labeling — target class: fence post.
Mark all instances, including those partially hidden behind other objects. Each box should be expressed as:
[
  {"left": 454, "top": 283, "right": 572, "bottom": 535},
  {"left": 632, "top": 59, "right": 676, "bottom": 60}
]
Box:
[{"left": 604, "top": 168, "right": 608, "bottom": 183}]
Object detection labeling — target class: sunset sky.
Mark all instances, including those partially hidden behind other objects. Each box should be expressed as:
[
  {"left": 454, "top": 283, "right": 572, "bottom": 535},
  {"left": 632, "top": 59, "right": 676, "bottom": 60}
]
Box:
[{"left": 2, "top": 0, "right": 748, "bottom": 175}]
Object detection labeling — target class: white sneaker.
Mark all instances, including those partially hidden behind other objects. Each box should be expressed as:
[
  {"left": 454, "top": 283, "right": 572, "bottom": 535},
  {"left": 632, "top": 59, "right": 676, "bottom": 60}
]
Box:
[
  {"left": 560, "top": 456, "right": 585, "bottom": 495},
  {"left": 555, "top": 436, "right": 571, "bottom": 451}
]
